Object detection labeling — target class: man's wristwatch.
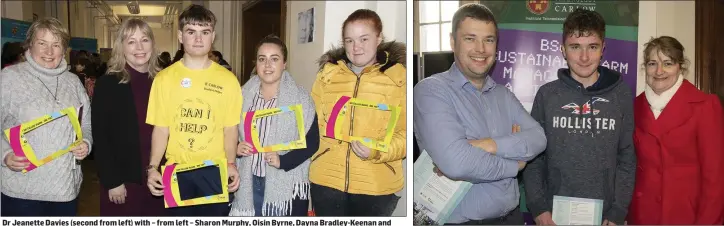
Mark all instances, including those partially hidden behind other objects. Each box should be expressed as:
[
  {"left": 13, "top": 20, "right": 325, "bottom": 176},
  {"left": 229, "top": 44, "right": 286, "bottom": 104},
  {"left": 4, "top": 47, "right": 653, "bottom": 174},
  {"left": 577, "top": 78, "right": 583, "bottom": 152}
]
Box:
[{"left": 146, "top": 164, "right": 159, "bottom": 174}]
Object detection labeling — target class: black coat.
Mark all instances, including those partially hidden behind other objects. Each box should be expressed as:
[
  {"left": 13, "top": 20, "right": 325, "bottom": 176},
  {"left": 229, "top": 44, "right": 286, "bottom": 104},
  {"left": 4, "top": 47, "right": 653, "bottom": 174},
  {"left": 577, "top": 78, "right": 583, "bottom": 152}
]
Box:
[{"left": 92, "top": 73, "right": 146, "bottom": 189}]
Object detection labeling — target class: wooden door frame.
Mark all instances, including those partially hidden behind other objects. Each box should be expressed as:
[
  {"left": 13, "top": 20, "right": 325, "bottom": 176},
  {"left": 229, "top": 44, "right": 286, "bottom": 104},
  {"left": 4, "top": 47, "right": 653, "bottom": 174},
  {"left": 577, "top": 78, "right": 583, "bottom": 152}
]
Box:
[
  {"left": 694, "top": 0, "right": 723, "bottom": 94},
  {"left": 242, "top": 0, "right": 259, "bottom": 83},
  {"left": 241, "top": 0, "right": 287, "bottom": 83},
  {"left": 694, "top": 0, "right": 711, "bottom": 92},
  {"left": 241, "top": 0, "right": 287, "bottom": 41},
  {"left": 280, "top": 0, "right": 287, "bottom": 41}
]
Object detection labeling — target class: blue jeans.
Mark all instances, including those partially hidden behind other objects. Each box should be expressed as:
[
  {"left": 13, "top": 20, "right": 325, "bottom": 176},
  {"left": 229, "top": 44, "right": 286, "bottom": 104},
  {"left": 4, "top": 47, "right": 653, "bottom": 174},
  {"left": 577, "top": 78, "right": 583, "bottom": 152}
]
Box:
[
  {"left": 1, "top": 193, "right": 78, "bottom": 216},
  {"left": 253, "top": 175, "right": 266, "bottom": 216},
  {"left": 253, "top": 175, "right": 309, "bottom": 216}
]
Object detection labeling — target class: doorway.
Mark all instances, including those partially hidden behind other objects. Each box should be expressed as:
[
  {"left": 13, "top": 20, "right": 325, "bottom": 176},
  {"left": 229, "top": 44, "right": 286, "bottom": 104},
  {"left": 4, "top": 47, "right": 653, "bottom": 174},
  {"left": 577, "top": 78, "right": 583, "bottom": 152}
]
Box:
[
  {"left": 695, "top": 0, "right": 724, "bottom": 104},
  {"left": 241, "top": 0, "right": 285, "bottom": 84}
]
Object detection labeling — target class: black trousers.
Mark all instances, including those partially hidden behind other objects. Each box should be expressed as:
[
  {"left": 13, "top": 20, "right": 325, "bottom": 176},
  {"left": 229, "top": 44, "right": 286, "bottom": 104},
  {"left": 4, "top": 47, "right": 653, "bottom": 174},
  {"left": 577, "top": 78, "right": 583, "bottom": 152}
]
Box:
[
  {"left": 310, "top": 183, "right": 399, "bottom": 216},
  {"left": 445, "top": 206, "right": 524, "bottom": 225},
  {"left": 1, "top": 193, "right": 77, "bottom": 216}
]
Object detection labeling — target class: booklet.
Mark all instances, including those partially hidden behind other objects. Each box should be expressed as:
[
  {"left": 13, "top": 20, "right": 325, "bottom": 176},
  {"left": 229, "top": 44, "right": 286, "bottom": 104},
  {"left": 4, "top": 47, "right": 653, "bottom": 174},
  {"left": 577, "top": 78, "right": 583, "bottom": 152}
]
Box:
[
  {"left": 413, "top": 151, "right": 472, "bottom": 225},
  {"left": 552, "top": 195, "right": 604, "bottom": 225}
]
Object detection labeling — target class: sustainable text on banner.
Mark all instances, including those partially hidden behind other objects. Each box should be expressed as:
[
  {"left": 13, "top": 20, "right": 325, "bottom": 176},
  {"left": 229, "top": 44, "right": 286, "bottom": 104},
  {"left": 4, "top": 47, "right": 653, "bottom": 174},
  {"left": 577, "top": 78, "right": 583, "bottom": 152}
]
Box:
[{"left": 481, "top": 0, "right": 639, "bottom": 112}]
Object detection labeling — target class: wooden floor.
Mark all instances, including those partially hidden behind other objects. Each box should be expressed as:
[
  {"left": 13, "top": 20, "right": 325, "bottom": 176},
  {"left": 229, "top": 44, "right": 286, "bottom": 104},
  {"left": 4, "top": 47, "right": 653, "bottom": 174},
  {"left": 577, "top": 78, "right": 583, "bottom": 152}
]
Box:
[
  {"left": 75, "top": 158, "right": 406, "bottom": 216},
  {"left": 77, "top": 159, "right": 100, "bottom": 216}
]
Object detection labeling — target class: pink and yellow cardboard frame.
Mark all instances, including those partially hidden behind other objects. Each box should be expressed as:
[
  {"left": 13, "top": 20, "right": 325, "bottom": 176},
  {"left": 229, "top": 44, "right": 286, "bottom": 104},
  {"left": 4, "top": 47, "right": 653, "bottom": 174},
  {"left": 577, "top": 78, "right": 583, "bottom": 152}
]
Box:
[
  {"left": 242, "top": 104, "right": 306, "bottom": 154},
  {"left": 3, "top": 106, "right": 83, "bottom": 173},
  {"left": 325, "top": 96, "right": 401, "bottom": 152},
  {"left": 162, "top": 159, "right": 229, "bottom": 208}
]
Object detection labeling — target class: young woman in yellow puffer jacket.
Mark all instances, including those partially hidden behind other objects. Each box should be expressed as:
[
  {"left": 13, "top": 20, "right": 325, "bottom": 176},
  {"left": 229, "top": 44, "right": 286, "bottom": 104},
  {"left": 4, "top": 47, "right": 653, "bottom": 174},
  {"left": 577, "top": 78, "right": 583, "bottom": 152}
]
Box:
[{"left": 308, "top": 9, "right": 406, "bottom": 216}]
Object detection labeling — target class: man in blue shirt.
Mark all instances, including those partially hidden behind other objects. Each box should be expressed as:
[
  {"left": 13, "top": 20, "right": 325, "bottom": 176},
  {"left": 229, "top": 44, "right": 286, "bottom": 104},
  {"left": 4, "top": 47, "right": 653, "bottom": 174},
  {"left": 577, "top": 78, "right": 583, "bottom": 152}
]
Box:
[{"left": 413, "top": 3, "right": 547, "bottom": 225}]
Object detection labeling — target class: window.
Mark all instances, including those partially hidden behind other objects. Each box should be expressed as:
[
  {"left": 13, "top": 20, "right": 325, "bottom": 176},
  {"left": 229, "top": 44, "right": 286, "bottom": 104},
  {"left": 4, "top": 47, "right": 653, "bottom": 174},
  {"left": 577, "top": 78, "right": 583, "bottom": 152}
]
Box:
[{"left": 419, "top": 0, "right": 459, "bottom": 52}]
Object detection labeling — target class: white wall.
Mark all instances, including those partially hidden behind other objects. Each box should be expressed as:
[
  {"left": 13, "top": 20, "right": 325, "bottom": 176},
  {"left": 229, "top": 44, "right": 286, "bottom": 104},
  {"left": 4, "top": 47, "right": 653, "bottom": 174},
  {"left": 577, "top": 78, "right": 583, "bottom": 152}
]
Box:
[
  {"left": 635, "top": 1, "right": 695, "bottom": 95},
  {"left": 32, "top": 1, "right": 47, "bottom": 19},
  {"left": 207, "top": 0, "right": 244, "bottom": 79},
  {"left": 1, "top": 0, "right": 52, "bottom": 23},
  {"left": 379, "top": 1, "right": 407, "bottom": 44},
  {"left": 94, "top": 15, "right": 107, "bottom": 49},
  {"left": 0, "top": 0, "right": 121, "bottom": 51},
  {"left": 152, "top": 28, "right": 176, "bottom": 54},
  {"left": 68, "top": 1, "right": 93, "bottom": 39},
  {"left": 323, "top": 1, "right": 363, "bottom": 53},
  {"left": 323, "top": 1, "right": 406, "bottom": 52},
  {"left": 208, "top": 1, "right": 232, "bottom": 54},
  {"left": 1, "top": 1, "right": 33, "bottom": 22},
  {"left": 287, "top": 1, "right": 327, "bottom": 90}
]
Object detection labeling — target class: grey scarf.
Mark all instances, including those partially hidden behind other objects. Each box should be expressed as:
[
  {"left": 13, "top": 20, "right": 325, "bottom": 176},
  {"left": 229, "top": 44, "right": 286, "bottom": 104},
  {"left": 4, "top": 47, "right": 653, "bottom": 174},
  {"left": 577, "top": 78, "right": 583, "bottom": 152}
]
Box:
[{"left": 229, "top": 71, "right": 315, "bottom": 216}]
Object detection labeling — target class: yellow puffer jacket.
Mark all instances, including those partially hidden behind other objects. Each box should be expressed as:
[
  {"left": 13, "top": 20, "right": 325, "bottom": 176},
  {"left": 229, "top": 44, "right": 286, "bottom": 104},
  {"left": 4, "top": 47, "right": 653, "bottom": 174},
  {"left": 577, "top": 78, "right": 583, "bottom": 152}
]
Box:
[{"left": 309, "top": 41, "right": 406, "bottom": 195}]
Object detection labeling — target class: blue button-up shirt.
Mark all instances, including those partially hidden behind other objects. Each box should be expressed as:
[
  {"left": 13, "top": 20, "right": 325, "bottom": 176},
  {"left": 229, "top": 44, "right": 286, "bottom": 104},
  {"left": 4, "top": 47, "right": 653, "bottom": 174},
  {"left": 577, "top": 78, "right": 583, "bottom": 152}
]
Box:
[{"left": 413, "top": 63, "right": 547, "bottom": 223}]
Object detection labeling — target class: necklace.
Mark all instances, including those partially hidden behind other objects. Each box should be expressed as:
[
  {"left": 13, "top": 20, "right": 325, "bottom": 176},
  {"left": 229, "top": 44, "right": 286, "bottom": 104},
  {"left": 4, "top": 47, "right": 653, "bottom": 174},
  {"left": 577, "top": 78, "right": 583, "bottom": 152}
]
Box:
[{"left": 34, "top": 75, "right": 60, "bottom": 104}]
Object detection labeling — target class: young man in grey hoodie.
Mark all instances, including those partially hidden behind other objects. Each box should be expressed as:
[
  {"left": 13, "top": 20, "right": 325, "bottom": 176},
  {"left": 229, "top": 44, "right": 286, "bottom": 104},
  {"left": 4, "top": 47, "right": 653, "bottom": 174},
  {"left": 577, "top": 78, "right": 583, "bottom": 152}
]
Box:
[{"left": 522, "top": 8, "right": 636, "bottom": 226}]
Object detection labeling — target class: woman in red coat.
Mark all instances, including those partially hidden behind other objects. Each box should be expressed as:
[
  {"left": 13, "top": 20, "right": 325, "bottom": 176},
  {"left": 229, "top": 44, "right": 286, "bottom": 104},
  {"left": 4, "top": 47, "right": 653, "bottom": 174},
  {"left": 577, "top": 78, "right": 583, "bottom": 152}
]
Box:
[{"left": 628, "top": 36, "right": 724, "bottom": 224}]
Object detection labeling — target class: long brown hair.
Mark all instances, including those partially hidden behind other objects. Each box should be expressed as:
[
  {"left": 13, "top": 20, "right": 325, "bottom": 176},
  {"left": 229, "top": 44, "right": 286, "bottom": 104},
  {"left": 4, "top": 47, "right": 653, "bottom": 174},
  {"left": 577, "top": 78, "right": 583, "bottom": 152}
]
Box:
[
  {"left": 106, "top": 18, "right": 161, "bottom": 83},
  {"left": 252, "top": 34, "right": 288, "bottom": 76}
]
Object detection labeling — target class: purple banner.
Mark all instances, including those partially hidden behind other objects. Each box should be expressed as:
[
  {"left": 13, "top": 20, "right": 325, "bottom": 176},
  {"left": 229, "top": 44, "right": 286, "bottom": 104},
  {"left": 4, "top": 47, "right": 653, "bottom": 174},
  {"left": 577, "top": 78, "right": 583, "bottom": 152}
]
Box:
[{"left": 489, "top": 29, "right": 638, "bottom": 111}]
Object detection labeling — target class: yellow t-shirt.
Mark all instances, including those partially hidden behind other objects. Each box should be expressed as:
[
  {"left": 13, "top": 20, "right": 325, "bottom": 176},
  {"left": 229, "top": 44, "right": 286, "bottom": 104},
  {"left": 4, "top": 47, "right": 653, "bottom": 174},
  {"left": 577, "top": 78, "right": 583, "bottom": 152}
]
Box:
[{"left": 146, "top": 61, "right": 242, "bottom": 164}]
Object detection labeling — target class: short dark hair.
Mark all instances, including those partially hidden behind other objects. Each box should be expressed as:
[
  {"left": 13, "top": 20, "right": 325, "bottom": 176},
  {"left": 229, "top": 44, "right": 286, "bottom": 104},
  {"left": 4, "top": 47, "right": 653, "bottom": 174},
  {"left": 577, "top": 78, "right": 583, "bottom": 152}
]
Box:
[
  {"left": 562, "top": 8, "right": 606, "bottom": 44},
  {"left": 172, "top": 49, "right": 184, "bottom": 63},
  {"left": 452, "top": 3, "right": 498, "bottom": 38},
  {"left": 2, "top": 42, "right": 24, "bottom": 66},
  {"left": 76, "top": 50, "right": 89, "bottom": 58},
  {"left": 75, "top": 57, "right": 91, "bottom": 67},
  {"left": 255, "top": 34, "right": 288, "bottom": 62},
  {"left": 211, "top": 51, "right": 223, "bottom": 59},
  {"left": 178, "top": 4, "right": 216, "bottom": 31}
]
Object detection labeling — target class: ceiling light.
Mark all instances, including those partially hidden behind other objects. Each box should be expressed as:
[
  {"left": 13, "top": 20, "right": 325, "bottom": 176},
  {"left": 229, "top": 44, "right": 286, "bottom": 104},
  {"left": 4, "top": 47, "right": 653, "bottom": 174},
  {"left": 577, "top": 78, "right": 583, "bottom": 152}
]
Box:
[{"left": 127, "top": 1, "right": 140, "bottom": 14}]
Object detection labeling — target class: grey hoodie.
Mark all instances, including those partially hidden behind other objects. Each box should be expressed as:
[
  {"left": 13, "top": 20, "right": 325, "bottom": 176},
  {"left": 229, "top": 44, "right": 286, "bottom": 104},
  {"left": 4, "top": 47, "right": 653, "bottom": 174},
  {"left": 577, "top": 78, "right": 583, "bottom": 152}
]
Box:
[{"left": 523, "top": 66, "right": 635, "bottom": 225}]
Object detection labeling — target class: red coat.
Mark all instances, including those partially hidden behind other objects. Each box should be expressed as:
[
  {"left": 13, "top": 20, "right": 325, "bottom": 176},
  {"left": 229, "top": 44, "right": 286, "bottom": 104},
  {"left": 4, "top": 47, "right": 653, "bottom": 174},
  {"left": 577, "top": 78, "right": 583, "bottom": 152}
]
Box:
[{"left": 628, "top": 80, "right": 724, "bottom": 224}]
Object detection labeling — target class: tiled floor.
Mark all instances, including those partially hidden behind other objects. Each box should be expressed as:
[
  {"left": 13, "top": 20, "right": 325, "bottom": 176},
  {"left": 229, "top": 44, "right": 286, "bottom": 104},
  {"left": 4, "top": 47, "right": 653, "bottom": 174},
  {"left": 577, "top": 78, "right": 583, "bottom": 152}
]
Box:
[{"left": 78, "top": 159, "right": 100, "bottom": 216}]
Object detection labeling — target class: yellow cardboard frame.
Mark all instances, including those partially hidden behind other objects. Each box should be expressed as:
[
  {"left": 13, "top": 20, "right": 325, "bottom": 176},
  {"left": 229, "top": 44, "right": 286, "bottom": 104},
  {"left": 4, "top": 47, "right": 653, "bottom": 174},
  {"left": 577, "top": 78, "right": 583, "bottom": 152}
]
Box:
[
  {"left": 325, "top": 96, "right": 401, "bottom": 152},
  {"left": 3, "top": 106, "right": 83, "bottom": 173},
  {"left": 242, "top": 104, "right": 306, "bottom": 153},
  {"left": 162, "top": 159, "right": 229, "bottom": 208}
]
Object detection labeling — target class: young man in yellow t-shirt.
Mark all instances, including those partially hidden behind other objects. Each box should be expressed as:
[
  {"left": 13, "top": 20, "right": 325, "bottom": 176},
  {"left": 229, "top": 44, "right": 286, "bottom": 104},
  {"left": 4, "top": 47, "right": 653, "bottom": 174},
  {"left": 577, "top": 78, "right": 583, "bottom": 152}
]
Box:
[{"left": 144, "top": 4, "right": 242, "bottom": 216}]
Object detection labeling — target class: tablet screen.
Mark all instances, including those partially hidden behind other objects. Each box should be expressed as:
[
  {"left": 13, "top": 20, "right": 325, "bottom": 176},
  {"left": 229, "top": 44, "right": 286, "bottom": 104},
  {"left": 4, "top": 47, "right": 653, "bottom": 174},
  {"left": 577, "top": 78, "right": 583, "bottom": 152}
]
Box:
[{"left": 176, "top": 165, "right": 223, "bottom": 201}]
